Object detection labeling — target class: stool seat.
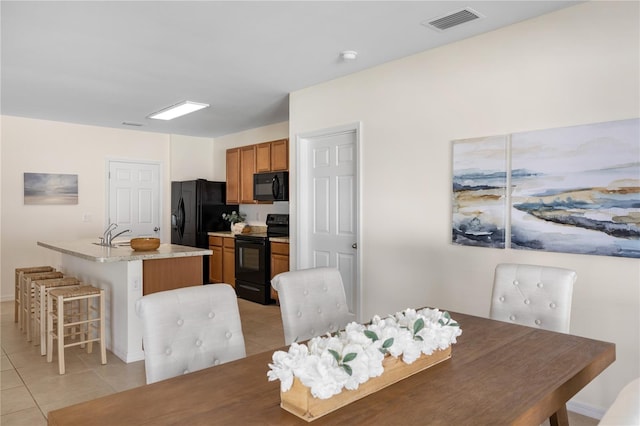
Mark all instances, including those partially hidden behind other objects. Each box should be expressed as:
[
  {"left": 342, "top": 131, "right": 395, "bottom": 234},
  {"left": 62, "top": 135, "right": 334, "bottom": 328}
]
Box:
[
  {"left": 33, "top": 277, "right": 81, "bottom": 355},
  {"left": 15, "top": 266, "right": 55, "bottom": 323},
  {"left": 47, "top": 285, "right": 107, "bottom": 374}
]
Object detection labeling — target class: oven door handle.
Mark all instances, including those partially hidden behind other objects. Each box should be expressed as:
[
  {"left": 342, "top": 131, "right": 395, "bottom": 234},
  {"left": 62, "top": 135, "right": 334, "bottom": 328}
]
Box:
[{"left": 238, "top": 283, "right": 260, "bottom": 292}]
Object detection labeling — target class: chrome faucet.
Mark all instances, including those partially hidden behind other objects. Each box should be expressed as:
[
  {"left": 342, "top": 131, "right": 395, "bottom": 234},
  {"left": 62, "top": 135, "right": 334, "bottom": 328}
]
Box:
[
  {"left": 110, "top": 229, "right": 131, "bottom": 244},
  {"left": 99, "top": 223, "right": 130, "bottom": 246}
]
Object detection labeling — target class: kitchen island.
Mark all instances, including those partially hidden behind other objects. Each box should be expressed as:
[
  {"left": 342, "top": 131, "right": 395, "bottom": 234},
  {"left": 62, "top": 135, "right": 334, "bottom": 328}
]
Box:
[{"left": 37, "top": 239, "right": 212, "bottom": 363}]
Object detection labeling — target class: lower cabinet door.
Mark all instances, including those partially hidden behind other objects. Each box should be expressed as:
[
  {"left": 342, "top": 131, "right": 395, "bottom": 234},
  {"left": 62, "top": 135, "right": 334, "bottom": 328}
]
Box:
[{"left": 209, "top": 245, "right": 223, "bottom": 283}]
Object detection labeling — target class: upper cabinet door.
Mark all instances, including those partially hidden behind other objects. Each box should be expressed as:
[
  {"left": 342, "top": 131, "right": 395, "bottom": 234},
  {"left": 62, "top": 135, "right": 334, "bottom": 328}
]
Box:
[
  {"left": 240, "top": 145, "right": 257, "bottom": 204},
  {"left": 271, "top": 139, "right": 289, "bottom": 171},
  {"left": 256, "top": 142, "right": 272, "bottom": 173},
  {"left": 226, "top": 148, "right": 240, "bottom": 204}
]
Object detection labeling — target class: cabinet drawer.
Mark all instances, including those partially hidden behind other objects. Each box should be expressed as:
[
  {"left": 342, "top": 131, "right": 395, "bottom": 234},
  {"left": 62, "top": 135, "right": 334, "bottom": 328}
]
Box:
[
  {"left": 271, "top": 242, "right": 289, "bottom": 255},
  {"left": 223, "top": 237, "right": 235, "bottom": 248},
  {"left": 209, "top": 236, "right": 223, "bottom": 247}
]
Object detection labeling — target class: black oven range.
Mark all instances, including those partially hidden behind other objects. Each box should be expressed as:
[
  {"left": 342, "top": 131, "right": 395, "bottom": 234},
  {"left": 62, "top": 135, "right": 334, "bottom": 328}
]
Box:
[{"left": 234, "top": 213, "right": 289, "bottom": 304}]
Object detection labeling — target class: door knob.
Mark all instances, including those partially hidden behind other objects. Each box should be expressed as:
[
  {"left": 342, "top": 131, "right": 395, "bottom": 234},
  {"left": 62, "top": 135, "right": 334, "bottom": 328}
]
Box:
[
  {"left": 154, "top": 227, "right": 160, "bottom": 232},
  {"left": 352, "top": 243, "right": 357, "bottom": 249}
]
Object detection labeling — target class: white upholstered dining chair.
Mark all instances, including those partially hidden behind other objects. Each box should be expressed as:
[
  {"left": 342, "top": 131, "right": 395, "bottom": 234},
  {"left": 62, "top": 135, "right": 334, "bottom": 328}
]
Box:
[
  {"left": 599, "top": 377, "right": 640, "bottom": 426},
  {"left": 490, "top": 263, "right": 577, "bottom": 333},
  {"left": 135, "top": 284, "right": 246, "bottom": 384},
  {"left": 271, "top": 267, "right": 356, "bottom": 345}
]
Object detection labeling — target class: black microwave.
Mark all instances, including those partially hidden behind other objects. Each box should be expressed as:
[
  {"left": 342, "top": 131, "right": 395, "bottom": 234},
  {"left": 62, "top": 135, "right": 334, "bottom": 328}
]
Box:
[{"left": 253, "top": 171, "right": 288, "bottom": 201}]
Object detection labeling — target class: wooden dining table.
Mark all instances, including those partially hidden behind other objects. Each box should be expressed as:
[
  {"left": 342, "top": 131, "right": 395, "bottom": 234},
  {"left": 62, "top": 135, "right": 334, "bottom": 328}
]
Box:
[{"left": 47, "top": 311, "right": 615, "bottom": 426}]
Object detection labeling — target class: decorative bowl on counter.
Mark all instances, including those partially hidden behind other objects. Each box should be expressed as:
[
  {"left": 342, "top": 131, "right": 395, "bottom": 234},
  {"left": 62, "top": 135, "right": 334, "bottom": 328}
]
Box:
[{"left": 130, "top": 237, "right": 160, "bottom": 251}]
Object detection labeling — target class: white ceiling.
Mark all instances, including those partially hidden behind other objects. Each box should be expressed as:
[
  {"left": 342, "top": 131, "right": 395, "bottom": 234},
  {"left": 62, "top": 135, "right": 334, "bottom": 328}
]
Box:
[{"left": 1, "top": 1, "right": 579, "bottom": 138}]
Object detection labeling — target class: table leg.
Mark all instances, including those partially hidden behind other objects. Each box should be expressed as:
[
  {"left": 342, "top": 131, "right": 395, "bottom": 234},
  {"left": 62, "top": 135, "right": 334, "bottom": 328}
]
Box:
[{"left": 550, "top": 404, "right": 569, "bottom": 426}]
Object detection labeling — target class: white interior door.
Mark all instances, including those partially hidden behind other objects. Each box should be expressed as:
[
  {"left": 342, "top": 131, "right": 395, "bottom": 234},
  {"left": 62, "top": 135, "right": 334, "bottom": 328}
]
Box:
[
  {"left": 108, "top": 161, "right": 161, "bottom": 239},
  {"left": 298, "top": 125, "right": 359, "bottom": 316}
]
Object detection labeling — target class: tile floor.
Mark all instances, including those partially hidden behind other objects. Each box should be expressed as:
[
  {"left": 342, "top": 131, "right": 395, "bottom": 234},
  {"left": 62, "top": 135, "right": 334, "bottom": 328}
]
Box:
[{"left": 1, "top": 298, "right": 599, "bottom": 425}]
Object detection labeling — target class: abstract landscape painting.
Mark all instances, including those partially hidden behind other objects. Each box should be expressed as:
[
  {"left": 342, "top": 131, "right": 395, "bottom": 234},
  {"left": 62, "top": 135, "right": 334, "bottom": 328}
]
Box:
[
  {"left": 452, "top": 136, "right": 507, "bottom": 248},
  {"left": 24, "top": 173, "right": 78, "bottom": 205},
  {"left": 510, "top": 118, "right": 639, "bottom": 258}
]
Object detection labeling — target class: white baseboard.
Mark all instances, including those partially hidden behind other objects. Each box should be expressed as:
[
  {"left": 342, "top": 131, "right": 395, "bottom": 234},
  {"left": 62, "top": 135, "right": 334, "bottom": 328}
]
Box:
[{"left": 568, "top": 399, "right": 605, "bottom": 420}]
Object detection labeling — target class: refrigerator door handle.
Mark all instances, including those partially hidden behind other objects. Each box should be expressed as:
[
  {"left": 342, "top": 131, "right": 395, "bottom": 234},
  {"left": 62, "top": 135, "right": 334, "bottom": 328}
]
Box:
[{"left": 175, "top": 197, "right": 185, "bottom": 238}]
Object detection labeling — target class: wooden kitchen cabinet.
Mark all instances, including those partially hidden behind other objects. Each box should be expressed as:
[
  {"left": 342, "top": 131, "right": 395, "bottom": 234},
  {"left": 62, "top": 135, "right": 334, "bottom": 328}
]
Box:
[
  {"left": 256, "top": 142, "right": 272, "bottom": 173},
  {"left": 270, "top": 139, "right": 288, "bottom": 171},
  {"left": 240, "top": 145, "right": 257, "bottom": 204},
  {"left": 209, "top": 236, "right": 236, "bottom": 287},
  {"left": 226, "top": 148, "right": 240, "bottom": 204},
  {"left": 270, "top": 241, "right": 289, "bottom": 302},
  {"left": 226, "top": 139, "right": 288, "bottom": 205},
  {"left": 256, "top": 139, "right": 289, "bottom": 172},
  {"left": 143, "top": 256, "right": 202, "bottom": 295},
  {"left": 222, "top": 237, "right": 235, "bottom": 286}
]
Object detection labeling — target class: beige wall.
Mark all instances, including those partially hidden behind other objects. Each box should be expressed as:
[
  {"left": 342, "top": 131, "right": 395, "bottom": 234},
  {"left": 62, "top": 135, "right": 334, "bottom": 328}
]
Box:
[
  {"left": 170, "top": 134, "right": 215, "bottom": 181},
  {"left": 289, "top": 1, "right": 639, "bottom": 415},
  {"left": 0, "top": 116, "right": 173, "bottom": 301}
]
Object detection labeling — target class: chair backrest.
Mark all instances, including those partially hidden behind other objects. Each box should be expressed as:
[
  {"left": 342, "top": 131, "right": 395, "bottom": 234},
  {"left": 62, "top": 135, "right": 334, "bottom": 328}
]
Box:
[
  {"left": 490, "top": 263, "right": 576, "bottom": 333},
  {"left": 599, "top": 377, "right": 640, "bottom": 426},
  {"left": 135, "top": 284, "right": 246, "bottom": 384},
  {"left": 271, "top": 267, "right": 356, "bottom": 345}
]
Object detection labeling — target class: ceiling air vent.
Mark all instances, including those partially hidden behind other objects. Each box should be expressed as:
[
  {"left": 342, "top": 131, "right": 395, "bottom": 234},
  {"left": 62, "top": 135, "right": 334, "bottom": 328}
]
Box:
[{"left": 422, "top": 8, "right": 483, "bottom": 31}]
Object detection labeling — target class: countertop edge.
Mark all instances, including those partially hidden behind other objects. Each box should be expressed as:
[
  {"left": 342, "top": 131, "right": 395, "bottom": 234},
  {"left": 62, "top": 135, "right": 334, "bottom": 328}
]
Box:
[
  {"left": 38, "top": 241, "right": 212, "bottom": 263},
  {"left": 207, "top": 232, "right": 289, "bottom": 244}
]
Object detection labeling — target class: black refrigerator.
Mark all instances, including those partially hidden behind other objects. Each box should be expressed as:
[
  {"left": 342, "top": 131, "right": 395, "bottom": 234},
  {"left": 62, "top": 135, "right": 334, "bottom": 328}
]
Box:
[{"left": 171, "top": 179, "right": 239, "bottom": 283}]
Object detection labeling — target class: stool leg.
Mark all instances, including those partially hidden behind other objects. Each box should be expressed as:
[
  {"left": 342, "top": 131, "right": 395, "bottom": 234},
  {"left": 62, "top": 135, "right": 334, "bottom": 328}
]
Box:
[
  {"left": 47, "top": 294, "right": 54, "bottom": 363},
  {"left": 19, "top": 275, "right": 25, "bottom": 331},
  {"left": 56, "top": 294, "right": 65, "bottom": 375},
  {"left": 99, "top": 290, "right": 106, "bottom": 365},
  {"left": 33, "top": 284, "right": 40, "bottom": 347},
  {"left": 86, "top": 296, "right": 93, "bottom": 354},
  {"left": 23, "top": 280, "right": 32, "bottom": 341},
  {"left": 15, "top": 272, "right": 21, "bottom": 323},
  {"left": 39, "top": 286, "right": 47, "bottom": 356},
  {"left": 79, "top": 298, "right": 86, "bottom": 349}
]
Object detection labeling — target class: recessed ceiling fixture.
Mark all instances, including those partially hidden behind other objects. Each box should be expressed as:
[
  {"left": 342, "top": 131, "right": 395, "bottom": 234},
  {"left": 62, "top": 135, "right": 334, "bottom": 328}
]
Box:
[
  {"left": 422, "top": 8, "right": 483, "bottom": 31},
  {"left": 340, "top": 50, "right": 358, "bottom": 60},
  {"left": 148, "top": 100, "right": 209, "bottom": 121}
]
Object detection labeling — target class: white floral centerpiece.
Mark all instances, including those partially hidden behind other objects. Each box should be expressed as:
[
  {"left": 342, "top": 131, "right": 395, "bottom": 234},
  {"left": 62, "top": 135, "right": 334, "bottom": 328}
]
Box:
[{"left": 268, "top": 307, "right": 461, "bottom": 420}]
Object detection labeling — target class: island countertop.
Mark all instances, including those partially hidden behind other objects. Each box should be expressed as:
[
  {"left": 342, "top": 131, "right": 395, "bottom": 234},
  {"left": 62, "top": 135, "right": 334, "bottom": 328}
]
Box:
[{"left": 37, "top": 239, "right": 212, "bottom": 263}]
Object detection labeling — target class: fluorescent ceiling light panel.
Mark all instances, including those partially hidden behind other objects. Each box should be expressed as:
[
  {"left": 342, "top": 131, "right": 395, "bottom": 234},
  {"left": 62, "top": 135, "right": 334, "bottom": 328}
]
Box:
[{"left": 148, "top": 101, "right": 209, "bottom": 120}]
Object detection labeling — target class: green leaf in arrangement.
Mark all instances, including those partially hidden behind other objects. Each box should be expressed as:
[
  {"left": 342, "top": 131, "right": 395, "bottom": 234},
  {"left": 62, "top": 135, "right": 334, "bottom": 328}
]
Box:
[
  {"left": 443, "top": 311, "right": 451, "bottom": 321},
  {"left": 328, "top": 349, "right": 340, "bottom": 363},
  {"left": 342, "top": 352, "right": 358, "bottom": 363},
  {"left": 364, "top": 330, "right": 379, "bottom": 342},
  {"left": 382, "top": 338, "right": 394, "bottom": 349},
  {"left": 438, "top": 319, "right": 445, "bottom": 326},
  {"left": 414, "top": 335, "right": 424, "bottom": 341},
  {"left": 342, "top": 364, "right": 353, "bottom": 376},
  {"left": 413, "top": 318, "right": 425, "bottom": 335}
]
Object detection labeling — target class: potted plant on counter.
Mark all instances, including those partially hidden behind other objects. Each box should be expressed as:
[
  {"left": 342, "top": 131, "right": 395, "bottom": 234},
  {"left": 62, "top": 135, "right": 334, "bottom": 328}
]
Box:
[{"left": 222, "top": 211, "right": 247, "bottom": 234}]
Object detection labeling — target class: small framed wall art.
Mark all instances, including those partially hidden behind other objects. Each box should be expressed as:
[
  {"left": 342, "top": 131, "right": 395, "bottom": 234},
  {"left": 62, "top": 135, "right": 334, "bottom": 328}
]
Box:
[{"left": 24, "top": 173, "right": 78, "bottom": 205}]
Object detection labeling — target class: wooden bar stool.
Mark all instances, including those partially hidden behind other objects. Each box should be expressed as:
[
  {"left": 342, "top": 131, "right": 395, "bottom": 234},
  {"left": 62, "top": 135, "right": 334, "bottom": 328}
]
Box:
[
  {"left": 47, "top": 285, "right": 107, "bottom": 374},
  {"left": 33, "top": 277, "right": 81, "bottom": 355},
  {"left": 15, "top": 266, "right": 55, "bottom": 323},
  {"left": 20, "top": 271, "right": 63, "bottom": 338}
]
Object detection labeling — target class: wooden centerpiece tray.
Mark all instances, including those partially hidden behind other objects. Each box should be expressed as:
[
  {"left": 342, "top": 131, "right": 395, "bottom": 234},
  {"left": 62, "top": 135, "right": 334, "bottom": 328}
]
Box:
[{"left": 280, "top": 346, "right": 451, "bottom": 422}]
